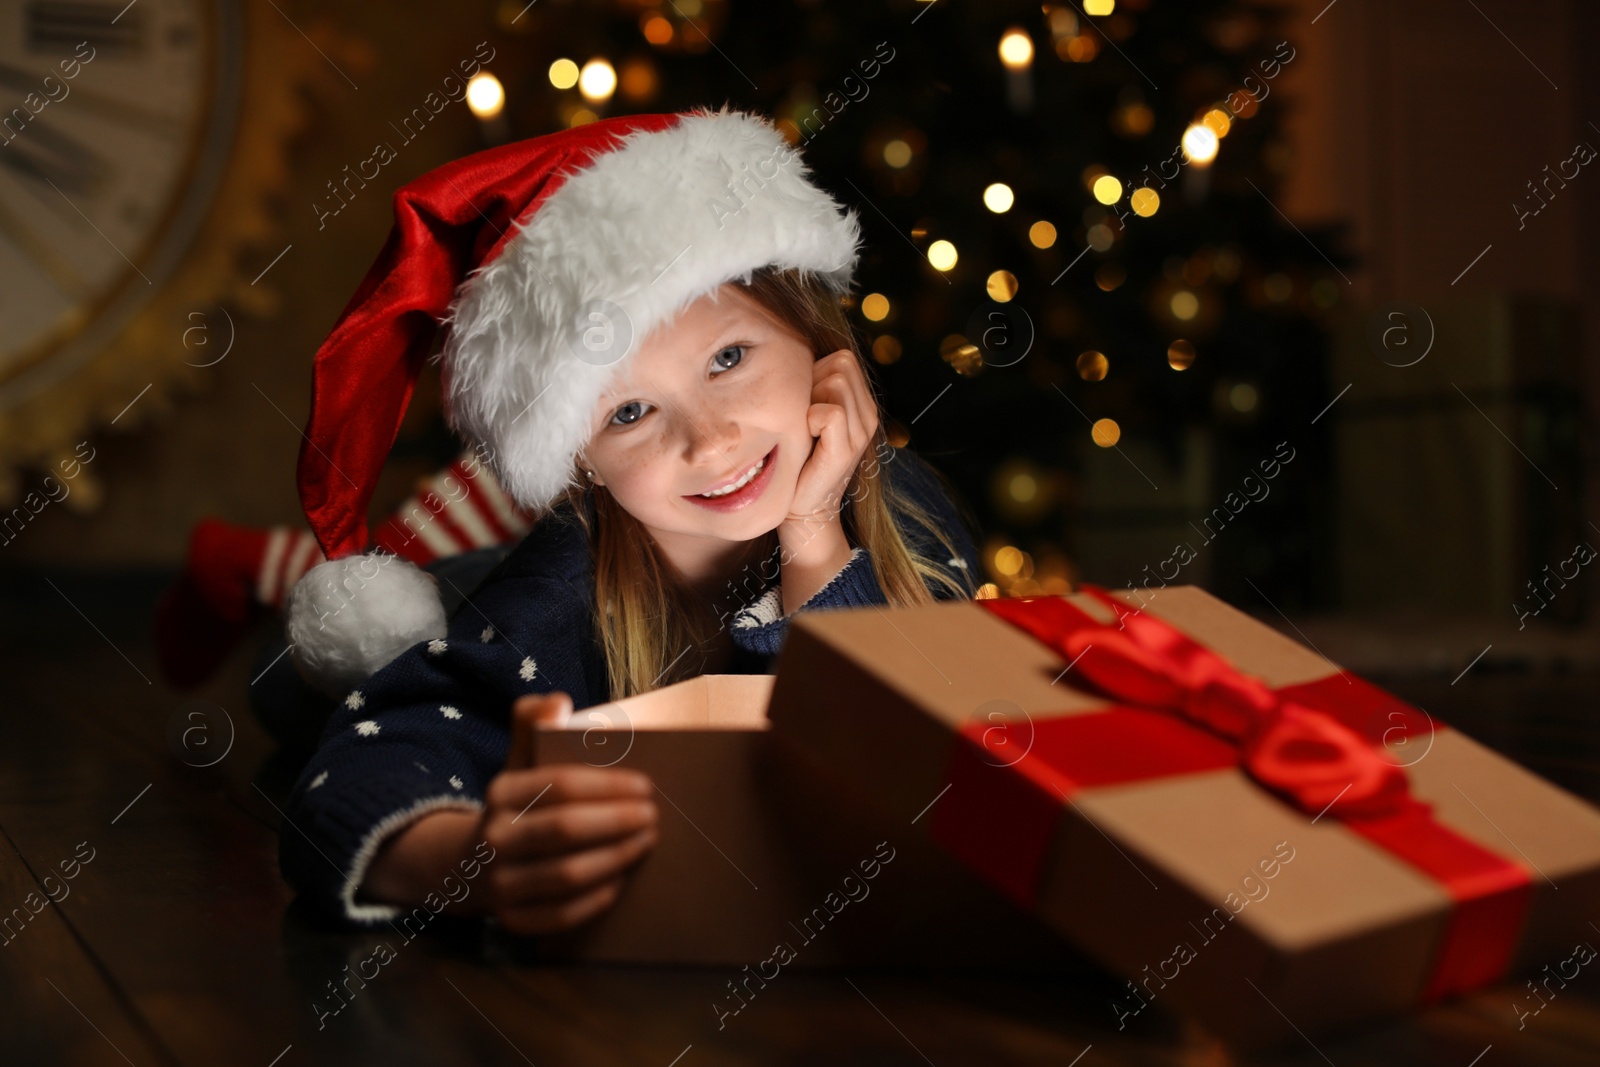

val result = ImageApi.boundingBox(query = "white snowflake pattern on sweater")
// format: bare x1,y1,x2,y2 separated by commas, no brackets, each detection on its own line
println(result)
519,656,538,682
354,720,380,737
439,705,462,719
345,691,365,710
427,638,448,655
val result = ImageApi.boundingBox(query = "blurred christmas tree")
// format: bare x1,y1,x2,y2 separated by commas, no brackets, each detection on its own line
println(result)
493,0,1356,610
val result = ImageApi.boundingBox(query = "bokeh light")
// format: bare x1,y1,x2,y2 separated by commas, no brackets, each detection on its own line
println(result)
465,74,504,119
1167,339,1196,370
578,59,617,103
1182,124,1219,165
986,270,1019,302
1076,350,1109,380
999,29,1034,69
548,58,579,89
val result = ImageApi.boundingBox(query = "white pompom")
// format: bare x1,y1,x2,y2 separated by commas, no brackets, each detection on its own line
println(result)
285,553,447,697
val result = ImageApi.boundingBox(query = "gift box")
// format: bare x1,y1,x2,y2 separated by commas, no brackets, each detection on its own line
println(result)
765,585,1600,1048
528,673,1077,971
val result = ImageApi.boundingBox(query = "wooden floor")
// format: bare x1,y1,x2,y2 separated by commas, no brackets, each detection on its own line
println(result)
5,568,1600,1066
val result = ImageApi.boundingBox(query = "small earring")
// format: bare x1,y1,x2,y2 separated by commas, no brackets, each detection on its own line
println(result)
586,469,596,479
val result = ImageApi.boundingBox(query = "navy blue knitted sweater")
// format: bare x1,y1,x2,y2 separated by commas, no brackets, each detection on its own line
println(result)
278,446,983,926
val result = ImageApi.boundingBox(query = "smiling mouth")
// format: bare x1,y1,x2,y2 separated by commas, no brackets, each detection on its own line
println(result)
693,449,770,498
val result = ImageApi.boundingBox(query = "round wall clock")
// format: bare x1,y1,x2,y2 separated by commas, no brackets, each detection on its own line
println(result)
0,0,312,507
0,0,240,404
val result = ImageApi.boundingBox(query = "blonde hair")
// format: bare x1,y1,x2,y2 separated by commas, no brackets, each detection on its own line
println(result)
554,267,976,700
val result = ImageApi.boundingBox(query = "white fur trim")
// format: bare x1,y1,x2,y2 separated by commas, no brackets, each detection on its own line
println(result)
339,794,484,924
286,552,448,697
440,106,861,512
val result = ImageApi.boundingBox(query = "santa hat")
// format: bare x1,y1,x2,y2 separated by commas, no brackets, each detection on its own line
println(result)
285,106,862,696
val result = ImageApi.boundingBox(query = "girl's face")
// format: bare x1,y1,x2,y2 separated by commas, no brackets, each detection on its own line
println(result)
581,283,826,553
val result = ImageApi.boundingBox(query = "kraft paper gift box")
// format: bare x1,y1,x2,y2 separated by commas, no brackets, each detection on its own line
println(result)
527,673,1078,971
764,585,1600,1049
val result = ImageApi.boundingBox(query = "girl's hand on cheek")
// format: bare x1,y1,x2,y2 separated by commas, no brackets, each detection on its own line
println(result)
782,349,879,553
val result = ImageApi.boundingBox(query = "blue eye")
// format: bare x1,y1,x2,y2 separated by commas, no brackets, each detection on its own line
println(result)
609,400,650,427
710,344,745,374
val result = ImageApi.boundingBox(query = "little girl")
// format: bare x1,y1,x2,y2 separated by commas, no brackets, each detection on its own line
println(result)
278,107,983,932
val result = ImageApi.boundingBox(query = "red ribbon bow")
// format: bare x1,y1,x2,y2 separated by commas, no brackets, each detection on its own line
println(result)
984,586,1413,821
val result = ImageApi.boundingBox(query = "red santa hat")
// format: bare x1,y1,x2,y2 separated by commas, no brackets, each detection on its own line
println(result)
285,105,861,696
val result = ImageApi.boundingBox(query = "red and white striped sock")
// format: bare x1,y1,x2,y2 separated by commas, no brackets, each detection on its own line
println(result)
155,451,535,690
256,525,326,610
372,451,536,564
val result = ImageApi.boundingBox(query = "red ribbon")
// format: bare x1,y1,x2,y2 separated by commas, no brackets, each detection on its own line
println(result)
930,588,1531,1003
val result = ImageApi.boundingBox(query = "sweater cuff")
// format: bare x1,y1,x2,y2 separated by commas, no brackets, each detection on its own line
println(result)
728,547,883,656
279,771,483,927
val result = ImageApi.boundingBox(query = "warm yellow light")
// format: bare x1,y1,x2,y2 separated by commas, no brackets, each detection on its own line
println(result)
1182,124,1219,165
1091,418,1121,448
995,545,1024,576
983,183,1015,213
1084,0,1115,13
578,59,617,103
1029,220,1057,248
1009,472,1038,503
1170,290,1200,320
1167,339,1196,370
1076,350,1109,381
1062,34,1099,62
1230,383,1259,412
548,58,580,90
861,293,891,321
999,29,1034,70
883,139,913,168
465,73,504,119
1203,107,1233,138
1092,175,1123,205
1129,188,1160,217
927,240,958,271
641,15,673,46
871,335,902,364
986,270,1018,302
